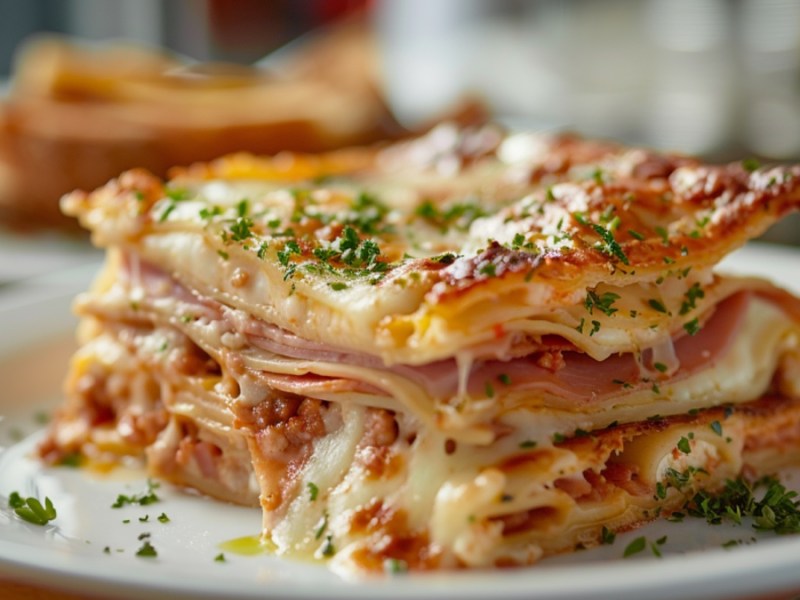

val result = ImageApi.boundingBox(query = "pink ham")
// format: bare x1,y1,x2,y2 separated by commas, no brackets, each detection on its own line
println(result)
120,254,774,407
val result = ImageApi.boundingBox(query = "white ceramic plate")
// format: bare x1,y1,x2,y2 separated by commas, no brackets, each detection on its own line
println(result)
1,244,800,600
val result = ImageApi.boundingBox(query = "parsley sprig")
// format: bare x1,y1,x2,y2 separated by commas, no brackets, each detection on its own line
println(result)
111,480,160,509
9,492,57,526
684,476,800,533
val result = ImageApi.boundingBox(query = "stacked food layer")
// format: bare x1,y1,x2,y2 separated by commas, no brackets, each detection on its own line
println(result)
44,125,800,574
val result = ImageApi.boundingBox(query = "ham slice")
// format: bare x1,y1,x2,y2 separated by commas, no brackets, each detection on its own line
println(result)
121,255,760,406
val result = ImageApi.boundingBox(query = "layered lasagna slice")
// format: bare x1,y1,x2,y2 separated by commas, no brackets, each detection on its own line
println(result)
45,125,800,573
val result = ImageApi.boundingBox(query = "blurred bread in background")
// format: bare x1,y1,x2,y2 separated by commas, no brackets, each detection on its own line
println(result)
0,23,403,229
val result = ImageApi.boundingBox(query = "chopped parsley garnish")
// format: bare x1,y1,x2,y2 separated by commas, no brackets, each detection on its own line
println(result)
679,283,705,315
677,436,692,454
683,475,800,533
576,318,585,334
653,362,668,373
199,206,223,220
497,373,512,386
628,229,645,241
217,250,229,260
165,187,190,202
136,541,158,558
139,514,150,522
328,282,348,291
519,440,537,449
111,480,160,509
623,536,646,557
484,382,495,398
307,482,319,502
589,320,601,336
347,192,391,235
683,318,701,336
585,290,620,316
229,217,254,241
575,214,630,265
157,512,170,523
8,492,57,526
414,200,487,232
384,558,409,574
600,526,616,545
321,534,336,557
277,240,301,267
654,226,670,245
57,452,82,468
655,482,667,500
158,202,176,223
215,553,226,562
236,199,249,217
479,263,497,277
742,158,761,172
648,298,668,313
552,433,567,444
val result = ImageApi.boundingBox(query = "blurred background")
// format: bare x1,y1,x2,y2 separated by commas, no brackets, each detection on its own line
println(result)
0,0,797,263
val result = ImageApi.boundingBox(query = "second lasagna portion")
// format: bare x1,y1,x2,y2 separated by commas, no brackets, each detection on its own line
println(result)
48,125,800,574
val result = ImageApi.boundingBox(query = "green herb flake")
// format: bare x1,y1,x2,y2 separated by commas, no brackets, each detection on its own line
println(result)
157,512,170,523
229,217,254,242
519,440,537,449
111,480,160,509
215,553,226,562
650,542,663,558
307,482,319,502
384,558,408,575
742,158,761,172
677,436,692,454
680,283,705,316
684,318,701,336
648,299,668,313
8,493,57,526
158,202,176,223
628,229,645,241
199,206,223,220
653,362,668,373
136,541,158,558
552,433,567,444
585,290,621,316
165,187,190,202
57,452,82,468
321,534,336,557
590,223,630,265
600,526,616,545
710,421,723,437
479,263,497,277
654,226,670,245
656,482,667,500
576,318,585,334
623,536,646,558
328,282,348,291
217,250,229,260
484,382,495,399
